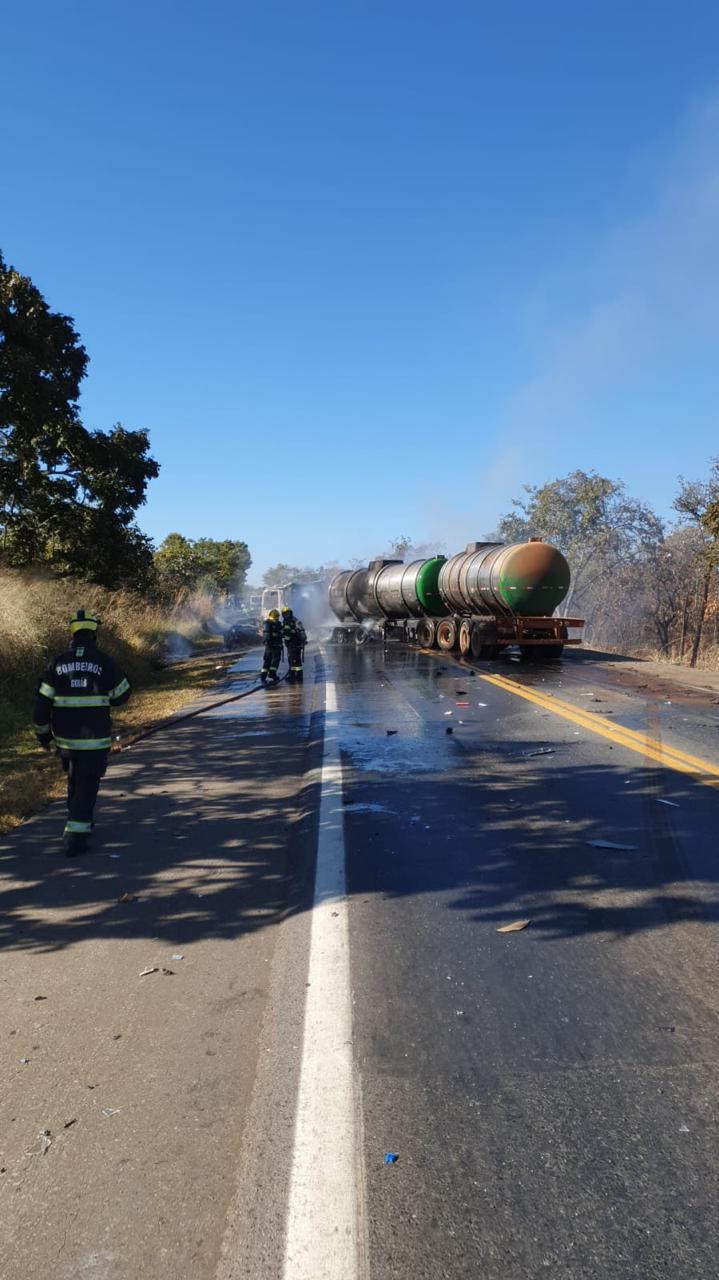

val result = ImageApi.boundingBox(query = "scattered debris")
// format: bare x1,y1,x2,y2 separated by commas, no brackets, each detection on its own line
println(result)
139,966,158,977
117,892,136,904
161,968,175,976
63,1118,77,1130
658,1025,676,1033
383,1152,399,1164
19,1057,30,1065
112,1033,122,1040
657,799,680,808
477,702,488,707
26,1129,52,1157
110,854,122,859
386,729,398,736
172,953,184,961
33,995,47,1002
522,747,554,758
587,840,638,851
496,919,531,933
444,710,453,716
678,1124,690,1133
102,1108,121,1118
446,727,453,735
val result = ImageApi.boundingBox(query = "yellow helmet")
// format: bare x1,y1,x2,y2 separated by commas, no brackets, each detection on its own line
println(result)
268,608,280,621
70,608,99,634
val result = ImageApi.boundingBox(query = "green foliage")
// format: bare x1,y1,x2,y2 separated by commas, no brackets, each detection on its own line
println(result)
498,470,664,611
154,533,251,600
0,251,158,587
262,562,321,586
674,457,719,565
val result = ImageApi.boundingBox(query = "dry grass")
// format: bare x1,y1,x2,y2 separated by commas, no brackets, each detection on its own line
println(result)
0,569,240,833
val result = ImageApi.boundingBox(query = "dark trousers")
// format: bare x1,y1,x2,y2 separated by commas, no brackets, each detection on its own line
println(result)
286,642,303,680
262,645,282,677
61,751,109,835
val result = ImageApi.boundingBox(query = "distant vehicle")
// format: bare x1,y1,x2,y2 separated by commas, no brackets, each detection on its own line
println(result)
261,580,327,633
328,540,584,660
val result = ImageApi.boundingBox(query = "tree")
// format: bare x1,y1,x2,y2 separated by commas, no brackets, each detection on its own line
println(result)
498,470,664,619
262,563,322,586
193,538,251,594
673,459,719,667
154,534,251,600
0,251,158,586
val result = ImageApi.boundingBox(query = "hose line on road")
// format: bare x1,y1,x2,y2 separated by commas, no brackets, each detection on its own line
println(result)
112,669,290,754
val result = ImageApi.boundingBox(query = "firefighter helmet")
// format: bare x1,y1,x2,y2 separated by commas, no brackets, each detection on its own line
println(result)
268,609,280,620
70,608,99,634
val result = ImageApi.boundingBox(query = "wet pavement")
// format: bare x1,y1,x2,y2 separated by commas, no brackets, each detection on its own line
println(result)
2,641,719,1279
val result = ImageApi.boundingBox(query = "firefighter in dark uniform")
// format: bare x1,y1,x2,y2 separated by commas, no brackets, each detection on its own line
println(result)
32,609,131,854
261,608,283,684
281,607,306,683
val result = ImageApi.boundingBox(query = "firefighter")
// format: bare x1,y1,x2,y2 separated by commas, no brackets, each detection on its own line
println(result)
261,608,283,684
32,609,132,855
281,606,306,683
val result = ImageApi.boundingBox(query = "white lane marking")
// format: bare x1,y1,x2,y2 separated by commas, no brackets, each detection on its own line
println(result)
283,676,364,1280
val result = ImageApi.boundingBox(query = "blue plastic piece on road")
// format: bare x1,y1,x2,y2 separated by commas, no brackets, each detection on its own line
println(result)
383,1152,399,1164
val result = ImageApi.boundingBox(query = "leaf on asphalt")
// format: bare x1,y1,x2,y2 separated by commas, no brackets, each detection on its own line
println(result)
139,966,158,977
587,840,638,850
496,919,531,933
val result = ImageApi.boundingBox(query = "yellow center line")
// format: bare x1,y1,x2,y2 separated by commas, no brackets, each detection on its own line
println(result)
479,672,719,788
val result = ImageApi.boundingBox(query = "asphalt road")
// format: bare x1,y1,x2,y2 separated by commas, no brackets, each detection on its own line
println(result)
2,643,719,1279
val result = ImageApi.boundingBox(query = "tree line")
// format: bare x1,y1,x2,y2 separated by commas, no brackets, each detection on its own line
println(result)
0,251,250,602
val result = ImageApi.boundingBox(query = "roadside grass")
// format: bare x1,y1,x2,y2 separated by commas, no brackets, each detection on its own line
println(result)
0,646,254,834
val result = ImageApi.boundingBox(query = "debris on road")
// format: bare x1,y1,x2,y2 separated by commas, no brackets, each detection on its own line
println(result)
63,1118,77,1129
444,710,453,716
139,966,158,977
522,747,554,758
161,967,175,976
26,1129,52,1157
117,892,137,903
446,727,453,734
33,995,47,1001
19,1056,30,1064
587,840,638,851
383,1152,399,1164
496,919,531,933
386,729,398,736
657,798,680,808
102,1108,121,1117
172,953,184,961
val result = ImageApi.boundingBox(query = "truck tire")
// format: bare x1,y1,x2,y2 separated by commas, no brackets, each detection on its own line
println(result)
437,619,458,651
459,620,472,655
416,619,437,648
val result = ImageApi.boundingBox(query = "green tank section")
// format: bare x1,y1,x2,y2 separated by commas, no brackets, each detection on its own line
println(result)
415,556,448,617
496,541,570,615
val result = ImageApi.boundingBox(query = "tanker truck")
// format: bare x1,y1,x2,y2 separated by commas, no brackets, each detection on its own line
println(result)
328,539,583,660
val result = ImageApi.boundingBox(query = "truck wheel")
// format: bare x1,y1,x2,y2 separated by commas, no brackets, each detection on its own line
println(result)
355,628,369,646
470,622,498,659
416,619,437,648
437,619,458,651
459,620,472,656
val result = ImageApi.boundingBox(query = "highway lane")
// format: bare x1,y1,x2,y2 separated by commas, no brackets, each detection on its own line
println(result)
330,643,719,1279
2,641,719,1279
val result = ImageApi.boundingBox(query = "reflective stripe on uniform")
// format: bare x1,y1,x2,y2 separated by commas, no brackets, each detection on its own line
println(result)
64,820,92,834
39,681,56,699
52,695,110,707
53,736,112,750
108,677,130,700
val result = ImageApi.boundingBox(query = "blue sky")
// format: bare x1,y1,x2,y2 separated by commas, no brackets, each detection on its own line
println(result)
3,1,719,581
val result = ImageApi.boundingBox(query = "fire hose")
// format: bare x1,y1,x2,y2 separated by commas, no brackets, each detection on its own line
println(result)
112,664,289,754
